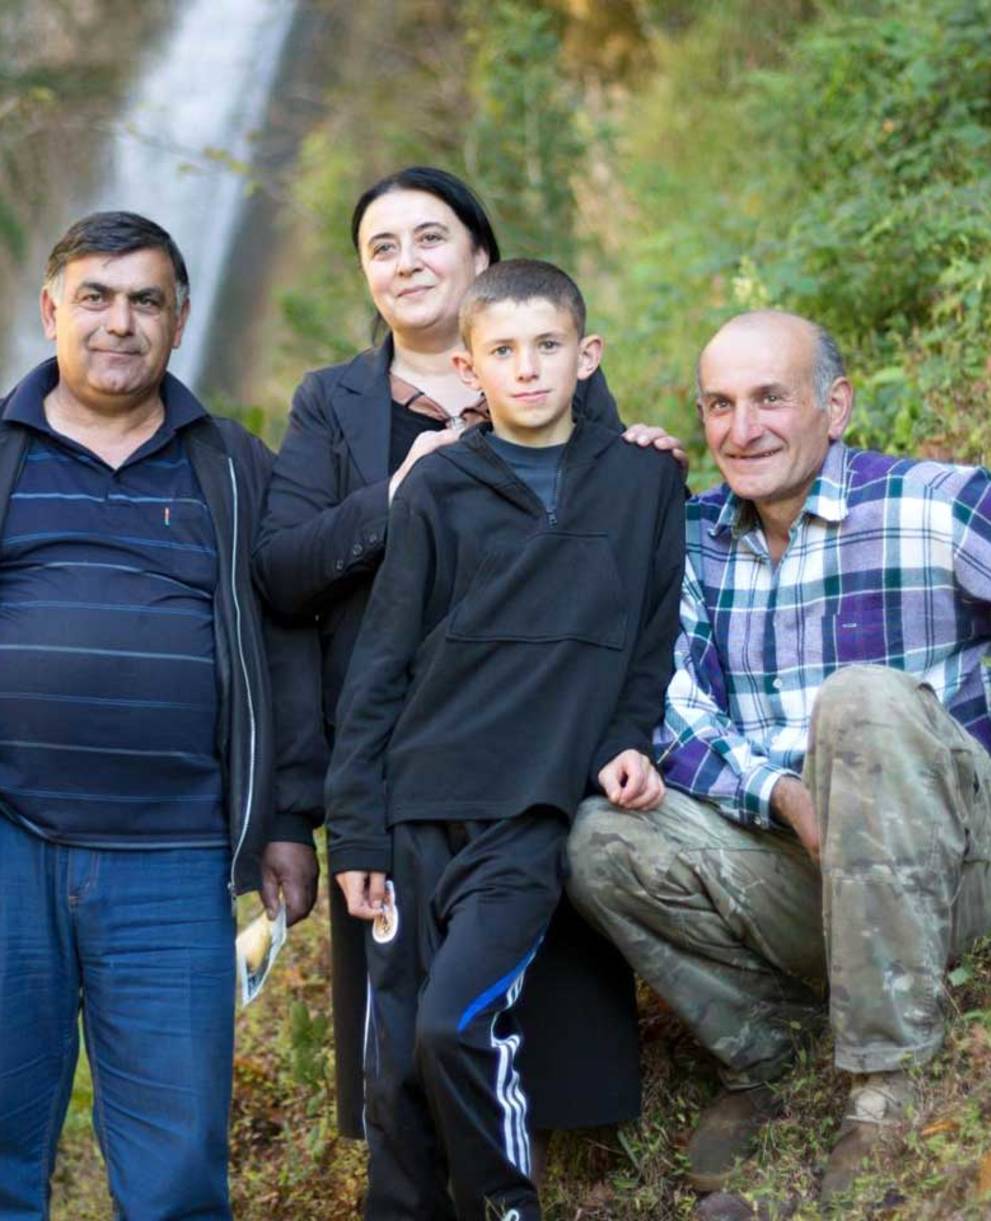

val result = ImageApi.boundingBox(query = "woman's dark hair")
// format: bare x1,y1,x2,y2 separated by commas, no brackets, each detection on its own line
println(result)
350,166,501,265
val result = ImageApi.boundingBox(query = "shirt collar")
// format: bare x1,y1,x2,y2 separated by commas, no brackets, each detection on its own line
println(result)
3,357,207,436
710,440,851,538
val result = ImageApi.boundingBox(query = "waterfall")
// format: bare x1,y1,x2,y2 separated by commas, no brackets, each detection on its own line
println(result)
3,0,297,393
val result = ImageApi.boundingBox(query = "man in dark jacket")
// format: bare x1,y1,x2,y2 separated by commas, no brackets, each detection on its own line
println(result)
0,211,325,1219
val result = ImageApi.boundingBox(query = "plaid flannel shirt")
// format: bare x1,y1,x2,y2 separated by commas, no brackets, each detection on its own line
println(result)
657,441,991,827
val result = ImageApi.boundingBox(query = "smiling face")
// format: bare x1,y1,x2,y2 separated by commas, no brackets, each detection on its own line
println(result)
41,247,188,413
697,313,851,533
356,188,489,346
453,297,603,447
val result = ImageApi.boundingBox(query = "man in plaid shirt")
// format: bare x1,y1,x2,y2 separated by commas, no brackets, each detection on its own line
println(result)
568,309,991,1206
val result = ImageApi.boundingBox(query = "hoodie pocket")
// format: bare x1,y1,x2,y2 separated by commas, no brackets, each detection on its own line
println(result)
447,531,628,648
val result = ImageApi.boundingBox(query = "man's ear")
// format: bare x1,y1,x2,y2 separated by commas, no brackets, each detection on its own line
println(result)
40,288,58,341
826,377,854,440
172,298,191,350
451,348,481,391
576,333,603,382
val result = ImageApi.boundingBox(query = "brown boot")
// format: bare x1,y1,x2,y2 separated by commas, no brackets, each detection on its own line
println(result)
686,1083,783,1193
819,1071,912,1208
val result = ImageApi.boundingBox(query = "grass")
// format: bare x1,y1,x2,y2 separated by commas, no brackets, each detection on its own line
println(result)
49,877,991,1219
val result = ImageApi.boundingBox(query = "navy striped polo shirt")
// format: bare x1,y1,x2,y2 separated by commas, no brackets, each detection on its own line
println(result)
0,360,225,847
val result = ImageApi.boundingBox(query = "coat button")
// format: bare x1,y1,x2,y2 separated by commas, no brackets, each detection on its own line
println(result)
368,532,379,544
335,559,344,571
352,543,363,556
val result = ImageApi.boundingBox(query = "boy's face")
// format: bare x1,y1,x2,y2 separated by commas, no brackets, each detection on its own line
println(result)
453,298,603,447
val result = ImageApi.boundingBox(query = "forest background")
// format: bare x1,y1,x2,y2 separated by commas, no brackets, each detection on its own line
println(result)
3,0,991,1217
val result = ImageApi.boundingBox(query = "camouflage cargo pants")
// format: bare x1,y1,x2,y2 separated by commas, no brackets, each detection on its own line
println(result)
567,666,991,1086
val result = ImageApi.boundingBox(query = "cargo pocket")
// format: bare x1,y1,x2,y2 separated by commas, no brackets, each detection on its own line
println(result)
448,531,628,648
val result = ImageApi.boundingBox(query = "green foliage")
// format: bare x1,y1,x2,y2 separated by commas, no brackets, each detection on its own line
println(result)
602,0,991,462
279,0,587,367
463,0,584,265
747,0,991,456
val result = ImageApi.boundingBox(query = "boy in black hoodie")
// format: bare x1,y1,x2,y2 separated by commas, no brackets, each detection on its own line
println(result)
326,259,684,1221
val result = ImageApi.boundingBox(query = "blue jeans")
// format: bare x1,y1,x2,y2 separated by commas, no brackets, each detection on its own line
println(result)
0,815,235,1219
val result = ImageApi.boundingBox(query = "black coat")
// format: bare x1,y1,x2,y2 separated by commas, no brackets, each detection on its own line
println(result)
327,418,685,874
254,341,643,1137
255,337,624,728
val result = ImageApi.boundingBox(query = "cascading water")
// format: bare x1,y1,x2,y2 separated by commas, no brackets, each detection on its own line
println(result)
2,0,297,393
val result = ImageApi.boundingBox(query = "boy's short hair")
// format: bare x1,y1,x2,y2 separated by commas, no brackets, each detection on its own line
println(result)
459,258,587,345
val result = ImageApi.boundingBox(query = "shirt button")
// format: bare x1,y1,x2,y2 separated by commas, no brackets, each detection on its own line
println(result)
335,559,345,572
368,533,379,544
772,678,783,690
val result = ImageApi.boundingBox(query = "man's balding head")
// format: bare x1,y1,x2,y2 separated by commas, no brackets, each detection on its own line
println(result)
697,311,845,410
695,310,853,551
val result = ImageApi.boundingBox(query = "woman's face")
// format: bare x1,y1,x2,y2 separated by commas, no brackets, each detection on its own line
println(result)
357,188,489,344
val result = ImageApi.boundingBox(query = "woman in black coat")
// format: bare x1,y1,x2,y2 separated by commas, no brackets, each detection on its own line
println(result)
255,166,681,1145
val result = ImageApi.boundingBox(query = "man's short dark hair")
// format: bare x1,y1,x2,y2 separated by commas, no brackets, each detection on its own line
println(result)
44,212,190,309
459,258,586,345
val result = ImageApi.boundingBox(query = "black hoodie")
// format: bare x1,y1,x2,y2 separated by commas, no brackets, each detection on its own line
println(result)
326,418,685,875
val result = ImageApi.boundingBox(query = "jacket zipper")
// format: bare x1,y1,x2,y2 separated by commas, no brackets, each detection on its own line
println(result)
547,457,566,526
226,456,257,900
475,429,575,527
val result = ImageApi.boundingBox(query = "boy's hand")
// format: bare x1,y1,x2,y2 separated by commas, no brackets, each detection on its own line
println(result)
598,749,666,811
336,870,388,920
622,423,688,474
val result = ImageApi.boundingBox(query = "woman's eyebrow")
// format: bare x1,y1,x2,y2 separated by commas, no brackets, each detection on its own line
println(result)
365,221,450,245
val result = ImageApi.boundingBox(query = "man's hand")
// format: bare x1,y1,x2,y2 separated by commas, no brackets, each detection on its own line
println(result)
260,841,319,927
622,423,689,474
598,749,666,810
389,430,461,502
770,776,820,864
336,870,388,920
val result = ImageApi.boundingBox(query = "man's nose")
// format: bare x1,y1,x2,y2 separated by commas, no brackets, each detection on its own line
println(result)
729,402,763,447
105,294,135,334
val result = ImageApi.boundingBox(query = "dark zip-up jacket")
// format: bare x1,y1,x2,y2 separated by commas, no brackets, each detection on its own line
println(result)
254,338,625,743
254,342,630,1137
0,362,326,895
327,418,685,875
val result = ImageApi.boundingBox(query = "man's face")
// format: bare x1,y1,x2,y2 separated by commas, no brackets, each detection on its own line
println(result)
41,248,188,410
697,317,847,520
454,298,602,447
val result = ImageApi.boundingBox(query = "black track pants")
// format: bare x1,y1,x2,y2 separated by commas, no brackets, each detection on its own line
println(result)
362,810,567,1221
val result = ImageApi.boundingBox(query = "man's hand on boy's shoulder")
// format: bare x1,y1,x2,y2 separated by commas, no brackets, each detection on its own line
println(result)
337,868,389,920
598,749,666,812
622,423,688,475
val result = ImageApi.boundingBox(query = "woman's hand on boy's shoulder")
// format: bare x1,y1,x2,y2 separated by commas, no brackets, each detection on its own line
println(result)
622,423,688,475
389,429,462,503
337,869,389,920
598,749,666,811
